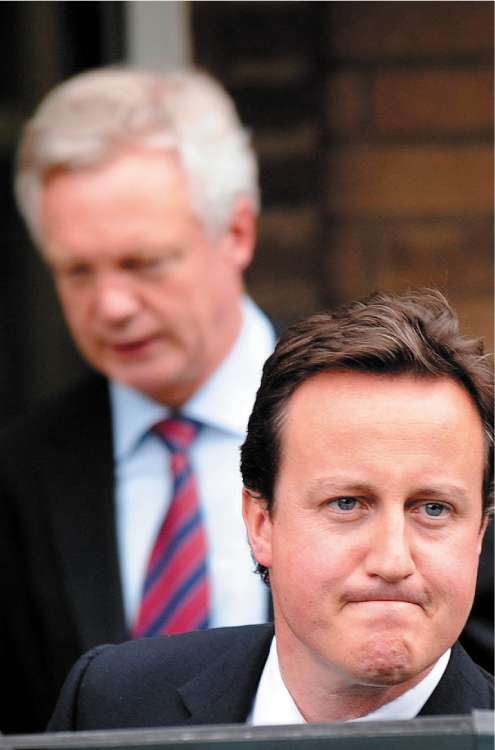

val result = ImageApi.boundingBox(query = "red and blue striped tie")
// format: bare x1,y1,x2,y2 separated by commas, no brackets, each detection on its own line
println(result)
133,416,210,636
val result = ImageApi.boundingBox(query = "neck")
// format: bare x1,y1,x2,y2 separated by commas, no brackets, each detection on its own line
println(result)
157,298,244,407
275,634,433,722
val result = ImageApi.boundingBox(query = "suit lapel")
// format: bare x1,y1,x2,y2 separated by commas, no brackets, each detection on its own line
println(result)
178,624,274,724
178,633,489,724
419,642,492,715
46,376,128,651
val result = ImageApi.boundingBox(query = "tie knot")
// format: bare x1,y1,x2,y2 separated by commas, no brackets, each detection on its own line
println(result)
153,416,200,453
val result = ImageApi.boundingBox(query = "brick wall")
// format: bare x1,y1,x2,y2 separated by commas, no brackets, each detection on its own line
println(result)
192,1,493,347
324,1,493,347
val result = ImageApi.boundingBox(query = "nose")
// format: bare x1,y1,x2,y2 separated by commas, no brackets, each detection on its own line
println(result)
94,277,140,324
364,514,415,583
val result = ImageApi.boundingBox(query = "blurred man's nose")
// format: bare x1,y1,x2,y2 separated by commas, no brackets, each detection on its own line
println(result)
94,278,140,324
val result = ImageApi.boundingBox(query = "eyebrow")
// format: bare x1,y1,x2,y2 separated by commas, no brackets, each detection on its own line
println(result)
304,477,374,500
304,477,472,504
408,484,471,503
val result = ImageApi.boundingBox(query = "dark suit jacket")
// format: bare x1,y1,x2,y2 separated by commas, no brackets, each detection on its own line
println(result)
48,624,493,731
0,375,128,734
0,372,492,733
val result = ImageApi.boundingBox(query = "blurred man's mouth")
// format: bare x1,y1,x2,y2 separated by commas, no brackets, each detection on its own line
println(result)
109,336,156,357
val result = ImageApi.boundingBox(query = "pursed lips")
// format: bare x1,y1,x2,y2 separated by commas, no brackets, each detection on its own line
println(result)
344,589,429,609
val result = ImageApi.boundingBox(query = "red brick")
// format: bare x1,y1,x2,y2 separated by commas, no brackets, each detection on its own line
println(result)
324,220,492,335
328,2,493,60
326,145,493,216
258,207,319,247
251,277,321,321
373,68,493,133
229,58,310,86
324,226,372,299
253,125,318,160
326,72,368,132
371,224,492,292
449,293,494,352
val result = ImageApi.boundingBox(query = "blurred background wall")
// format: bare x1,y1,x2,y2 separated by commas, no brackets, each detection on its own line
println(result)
1,0,493,421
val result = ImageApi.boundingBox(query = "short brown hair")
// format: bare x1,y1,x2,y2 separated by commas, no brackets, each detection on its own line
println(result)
240,289,493,582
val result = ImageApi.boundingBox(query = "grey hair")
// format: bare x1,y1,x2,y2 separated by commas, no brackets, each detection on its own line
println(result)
15,66,260,246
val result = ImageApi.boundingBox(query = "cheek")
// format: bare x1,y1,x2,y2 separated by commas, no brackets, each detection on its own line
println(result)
421,536,481,611
59,292,89,335
151,285,199,324
271,522,345,597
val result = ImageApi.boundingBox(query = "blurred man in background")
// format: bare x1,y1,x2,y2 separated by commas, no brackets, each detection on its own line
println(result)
0,67,275,733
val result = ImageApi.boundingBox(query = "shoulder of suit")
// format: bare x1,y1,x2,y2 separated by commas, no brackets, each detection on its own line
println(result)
450,642,494,702
81,624,274,683
0,373,109,448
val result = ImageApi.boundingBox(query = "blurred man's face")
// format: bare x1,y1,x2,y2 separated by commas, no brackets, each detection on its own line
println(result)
245,371,486,714
40,147,253,405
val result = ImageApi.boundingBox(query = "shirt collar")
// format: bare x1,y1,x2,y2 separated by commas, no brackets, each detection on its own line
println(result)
250,636,451,725
110,381,170,462
110,296,275,460
249,637,304,725
185,295,274,434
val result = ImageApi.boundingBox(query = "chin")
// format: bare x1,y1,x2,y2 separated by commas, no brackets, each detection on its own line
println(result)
349,637,417,686
107,358,172,391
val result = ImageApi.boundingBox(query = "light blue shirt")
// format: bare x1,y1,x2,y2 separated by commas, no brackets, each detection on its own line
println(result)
110,296,276,629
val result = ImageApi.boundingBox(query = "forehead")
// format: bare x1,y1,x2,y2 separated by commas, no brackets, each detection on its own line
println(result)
40,147,196,254
283,370,482,429
43,146,188,202
276,370,485,495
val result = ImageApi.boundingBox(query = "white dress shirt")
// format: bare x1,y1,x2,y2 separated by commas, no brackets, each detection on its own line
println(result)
249,637,451,725
111,296,275,629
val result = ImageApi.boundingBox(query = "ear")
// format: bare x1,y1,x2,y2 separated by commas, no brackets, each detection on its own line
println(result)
242,487,273,571
220,197,256,272
477,514,490,555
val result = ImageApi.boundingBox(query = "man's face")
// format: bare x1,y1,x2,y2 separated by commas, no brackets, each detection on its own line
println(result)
40,147,253,405
245,371,486,695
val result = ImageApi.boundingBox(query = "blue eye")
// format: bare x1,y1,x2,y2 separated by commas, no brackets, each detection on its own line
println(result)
331,497,358,511
423,502,448,517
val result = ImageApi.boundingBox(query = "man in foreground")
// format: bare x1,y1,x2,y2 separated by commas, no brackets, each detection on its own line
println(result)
48,289,493,729
0,67,275,733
